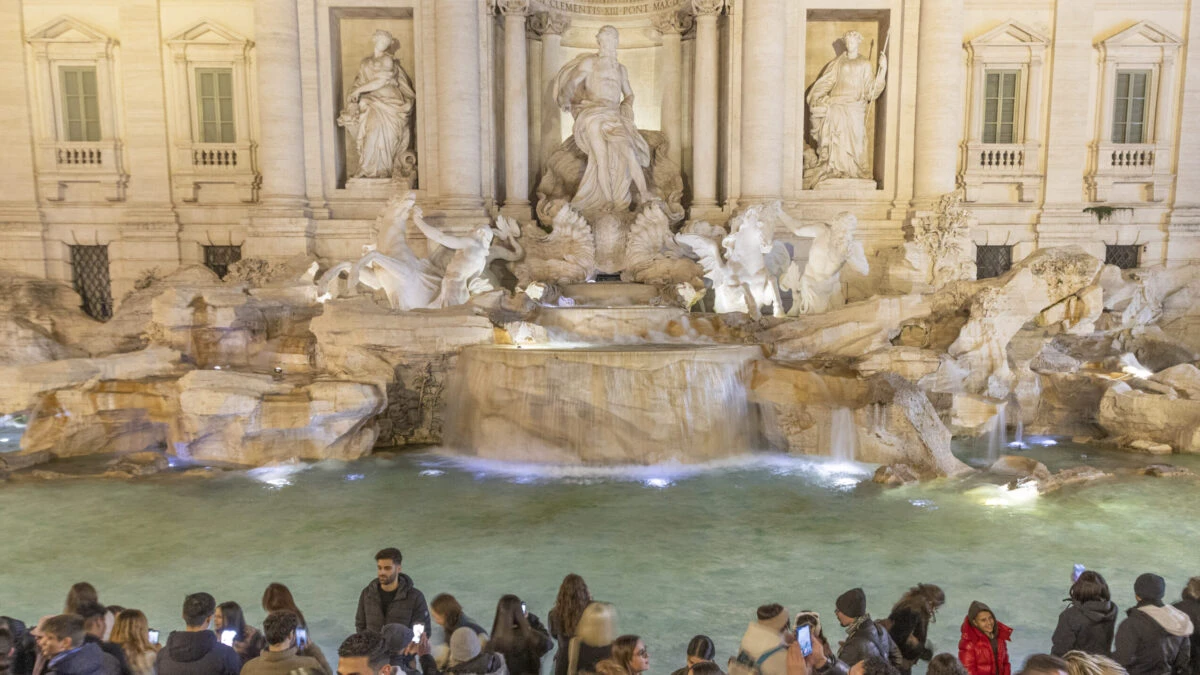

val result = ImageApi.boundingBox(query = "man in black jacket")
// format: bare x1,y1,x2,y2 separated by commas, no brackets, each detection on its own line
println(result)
156,593,243,675
34,615,120,675
356,548,431,634
1114,574,1194,675
76,604,130,675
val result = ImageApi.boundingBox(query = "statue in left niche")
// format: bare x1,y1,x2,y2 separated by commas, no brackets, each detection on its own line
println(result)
337,29,417,184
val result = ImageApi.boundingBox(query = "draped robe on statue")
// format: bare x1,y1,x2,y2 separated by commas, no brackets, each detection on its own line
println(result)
806,52,886,185
345,54,415,178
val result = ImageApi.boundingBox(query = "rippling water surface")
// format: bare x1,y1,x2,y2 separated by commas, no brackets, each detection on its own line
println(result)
1,439,1198,674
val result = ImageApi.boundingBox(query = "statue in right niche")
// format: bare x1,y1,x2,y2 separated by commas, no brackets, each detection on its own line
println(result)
805,30,887,189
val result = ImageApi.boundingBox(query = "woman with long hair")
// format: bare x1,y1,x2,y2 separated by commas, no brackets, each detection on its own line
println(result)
598,635,649,675
668,635,714,675
567,603,617,675
887,584,946,675
488,594,553,675
1051,571,1117,657
550,575,592,675
261,582,332,674
214,601,266,663
109,609,158,675
65,582,114,640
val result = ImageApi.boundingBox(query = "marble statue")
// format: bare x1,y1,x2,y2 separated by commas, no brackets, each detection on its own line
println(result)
510,204,596,286
676,205,789,317
337,30,417,181
805,31,887,189
551,25,651,214
778,210,869,315
317,193,504,310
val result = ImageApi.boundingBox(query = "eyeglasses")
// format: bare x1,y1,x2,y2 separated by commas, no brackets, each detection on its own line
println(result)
636,649,649,658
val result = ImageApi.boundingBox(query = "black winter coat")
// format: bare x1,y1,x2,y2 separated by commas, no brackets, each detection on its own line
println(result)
45,644,120,675
1051,600,1118,657
1114,603,1193,675
1,616,37,675
488,614,553,675
1173,599,1200,675
837,620,901,671
356,575,431,633
155,631,243,675
83,636,130,675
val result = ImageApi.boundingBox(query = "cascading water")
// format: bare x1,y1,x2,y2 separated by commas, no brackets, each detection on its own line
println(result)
986,402,1008,461
830,407,857,462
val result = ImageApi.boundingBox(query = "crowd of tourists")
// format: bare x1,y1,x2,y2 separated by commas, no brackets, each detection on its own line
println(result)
1,548,1197,675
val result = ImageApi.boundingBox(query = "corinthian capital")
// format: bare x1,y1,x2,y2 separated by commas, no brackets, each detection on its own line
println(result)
691,0,725,16
653,9,695,35
497,0,529,16
527,10,570,37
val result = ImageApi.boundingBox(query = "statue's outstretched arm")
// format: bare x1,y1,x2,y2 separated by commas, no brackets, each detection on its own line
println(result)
414,212,471,251
790,224,827,239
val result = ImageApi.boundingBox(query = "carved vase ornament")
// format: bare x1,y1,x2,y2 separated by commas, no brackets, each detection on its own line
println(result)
337,29,417,182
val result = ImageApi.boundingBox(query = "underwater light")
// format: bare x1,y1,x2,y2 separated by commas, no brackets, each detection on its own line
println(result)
644,477,671,488
979,481,1039,507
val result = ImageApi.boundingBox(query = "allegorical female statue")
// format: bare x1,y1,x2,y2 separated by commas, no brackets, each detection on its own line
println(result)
337,29,416,179
805,30,887,188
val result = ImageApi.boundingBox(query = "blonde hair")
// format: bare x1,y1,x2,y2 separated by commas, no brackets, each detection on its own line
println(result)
1184,577,1200,601
110,610,155,659
1063,651,1127,675
567,603,618,675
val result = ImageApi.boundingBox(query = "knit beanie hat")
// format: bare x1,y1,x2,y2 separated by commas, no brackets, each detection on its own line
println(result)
1135,573,1166,606
757,604,790,633
449,628,482,666
836,588,867,618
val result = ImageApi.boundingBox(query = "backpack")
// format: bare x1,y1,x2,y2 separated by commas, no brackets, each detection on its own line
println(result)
728,645,787,675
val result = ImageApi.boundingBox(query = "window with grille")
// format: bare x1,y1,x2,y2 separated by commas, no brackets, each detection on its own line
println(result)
70,245,113,320
204,245,241,279
195,68,236,143
1112,70,1150,144
60,66,101,142
982,70,1019,144
976,245,1013,280
1105,244,1141,270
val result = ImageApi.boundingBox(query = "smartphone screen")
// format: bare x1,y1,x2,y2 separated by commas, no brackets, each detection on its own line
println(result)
220,629,237,647
412,623,425,643
796,625,813,657
1073,564,1086,582
148,629,160,644
295,627,308,648
521,602,527,616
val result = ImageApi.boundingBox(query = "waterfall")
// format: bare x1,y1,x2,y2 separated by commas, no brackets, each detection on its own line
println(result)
986,402,1007,461
830,407,857,462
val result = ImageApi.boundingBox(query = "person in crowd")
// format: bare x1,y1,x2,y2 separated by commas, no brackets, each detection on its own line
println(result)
356,549,431,634
216,602,266,664
928,654,970,675
415,629,506,675
337,631,394,675
108,610,158,675
1052,572,1118,657
155,592,242,675
690,664,726,675
3,626,17,675
1113,574,1193,675
1061,650,1129,675
885,585,945,675
794,613,834,663
262,582,332,674
34,615,120,675
430,596,489,666
830,590,900,671
1173,578,1200,675
75,605,129,675
487,595,551,675
598,636,649,675
241,611,323,675
669,636,716,675
1018,655,1069,675
732,604,789,675
64,586,111,643
959,601,1012,675
567,603,617,675
548,576,591,675
1,614,38,675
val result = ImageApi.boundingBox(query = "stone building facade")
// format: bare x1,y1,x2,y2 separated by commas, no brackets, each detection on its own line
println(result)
1,0,1198,315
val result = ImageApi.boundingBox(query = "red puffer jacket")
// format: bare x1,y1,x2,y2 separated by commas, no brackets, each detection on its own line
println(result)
959,616,1013,675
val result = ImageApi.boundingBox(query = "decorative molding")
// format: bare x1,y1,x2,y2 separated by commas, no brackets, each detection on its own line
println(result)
652,9,694,35
691,0,725,17
528,10,570,37
497,0,531,16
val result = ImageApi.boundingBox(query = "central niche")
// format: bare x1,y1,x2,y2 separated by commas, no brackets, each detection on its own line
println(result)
803,9,890,191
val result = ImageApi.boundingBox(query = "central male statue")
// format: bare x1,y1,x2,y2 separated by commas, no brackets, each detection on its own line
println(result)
551,25,650,213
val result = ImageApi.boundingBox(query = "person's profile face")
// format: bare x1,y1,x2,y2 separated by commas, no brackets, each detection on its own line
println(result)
214,608,225,631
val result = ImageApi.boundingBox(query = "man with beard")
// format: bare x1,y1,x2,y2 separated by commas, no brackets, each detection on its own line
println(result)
356,548,431,634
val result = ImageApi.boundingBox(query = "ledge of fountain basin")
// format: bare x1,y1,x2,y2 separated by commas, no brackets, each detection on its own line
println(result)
750,360,871,408
457,342,765,370
559,282,661,307
533,305,688,341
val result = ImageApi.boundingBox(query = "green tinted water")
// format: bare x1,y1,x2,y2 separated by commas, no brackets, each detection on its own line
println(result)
1,441,1197,675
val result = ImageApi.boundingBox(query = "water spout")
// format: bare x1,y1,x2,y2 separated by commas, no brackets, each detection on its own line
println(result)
986,402,1007,461
830,407,857,462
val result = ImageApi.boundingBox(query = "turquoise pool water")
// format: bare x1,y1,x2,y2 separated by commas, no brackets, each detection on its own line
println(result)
1,441,1198,675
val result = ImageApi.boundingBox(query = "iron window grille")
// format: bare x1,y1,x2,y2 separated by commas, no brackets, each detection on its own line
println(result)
204,245,242,280
976,244,1013,280
1105,244,1141,270
70,244,113,321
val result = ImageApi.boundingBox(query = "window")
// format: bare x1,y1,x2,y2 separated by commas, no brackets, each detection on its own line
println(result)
195,68,235,143
975,245,1013,280
70,245,113,320
203,245,242,279
1112,70,1150,144
982,70,1019,144
60,66,101,142
1105,244,1141,270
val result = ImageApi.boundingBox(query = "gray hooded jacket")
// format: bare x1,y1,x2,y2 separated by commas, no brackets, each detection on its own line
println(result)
1114,603,1194,675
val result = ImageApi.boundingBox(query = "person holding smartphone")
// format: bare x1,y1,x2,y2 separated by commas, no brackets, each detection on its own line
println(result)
487,595,553,675
1050,570,1117,657
240,612,323,675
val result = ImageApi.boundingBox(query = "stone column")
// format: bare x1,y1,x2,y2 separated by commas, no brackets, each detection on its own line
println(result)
655,11,692,167
0,1,44,276
435,0,486,222
499,0,531,217
739,0,786,203
247,0,311,258
531,11,570,167
1167,2,1200,264
910,0,964,205
690,0,723,214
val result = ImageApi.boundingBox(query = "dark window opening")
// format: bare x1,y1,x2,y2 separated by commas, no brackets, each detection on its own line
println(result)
976,245,1013,280
70,245,113,321
1105,244,1141,270
204,245,242,280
